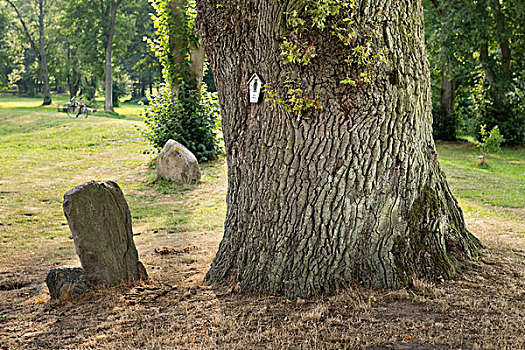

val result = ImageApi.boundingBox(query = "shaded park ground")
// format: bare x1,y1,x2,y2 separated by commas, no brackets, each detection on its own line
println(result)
0,96,524,349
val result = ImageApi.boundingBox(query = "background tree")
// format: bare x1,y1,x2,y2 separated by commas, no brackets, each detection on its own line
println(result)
120,0,161,101
140,0,220,162
0,0,164,107
103,0,124,112
60,0,104,102
197,0,481,298
4,0,52,104
424,0,525,145
60,0,136,106
0,10,11,88
424,0,461,141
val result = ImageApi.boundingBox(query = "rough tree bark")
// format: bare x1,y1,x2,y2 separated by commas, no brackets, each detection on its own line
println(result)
196,0,481,298
104,0,123,112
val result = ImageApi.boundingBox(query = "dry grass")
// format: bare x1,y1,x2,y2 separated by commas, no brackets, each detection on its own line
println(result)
0,98,524,349
1,246,524,349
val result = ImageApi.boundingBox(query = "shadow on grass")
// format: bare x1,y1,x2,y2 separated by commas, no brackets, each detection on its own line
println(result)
127,158,226,236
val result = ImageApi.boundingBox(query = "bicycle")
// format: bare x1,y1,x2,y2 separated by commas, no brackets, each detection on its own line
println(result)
66,96,89,118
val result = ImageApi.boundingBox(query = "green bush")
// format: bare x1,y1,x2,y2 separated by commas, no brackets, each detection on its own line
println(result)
126,96,150,105
475,124,504,166
479,98,524,146
140,82,221,163
470,82,525,146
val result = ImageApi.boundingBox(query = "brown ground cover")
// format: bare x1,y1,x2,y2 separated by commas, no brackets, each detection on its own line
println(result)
1,163,523,350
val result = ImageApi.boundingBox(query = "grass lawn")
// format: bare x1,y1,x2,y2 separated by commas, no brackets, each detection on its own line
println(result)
437,140,524,209
0,96,523,349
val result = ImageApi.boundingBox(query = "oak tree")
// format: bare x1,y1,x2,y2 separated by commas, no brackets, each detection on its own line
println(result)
196,0,481,298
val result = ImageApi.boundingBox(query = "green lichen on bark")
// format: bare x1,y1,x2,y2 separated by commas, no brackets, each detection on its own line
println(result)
392,186,456,285
407,185,440,227
280,0,385,82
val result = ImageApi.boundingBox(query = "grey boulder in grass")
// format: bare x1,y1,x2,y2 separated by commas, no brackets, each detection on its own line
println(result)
156,139,201,184
63,181,148,287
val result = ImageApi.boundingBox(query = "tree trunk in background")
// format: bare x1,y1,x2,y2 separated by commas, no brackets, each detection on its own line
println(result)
480,42,505,100
493,0,511,80
85,77,98,107
5,0,52,106
431,0,456,138
104,0,122,112
38,0,51,105
441,71,455,118
440,58,456,135
168,0,186,91
197,0,481,298
190,44,205,90
169,0,205,92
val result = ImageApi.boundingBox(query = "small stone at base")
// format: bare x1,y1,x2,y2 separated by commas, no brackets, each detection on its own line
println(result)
46,268,91,299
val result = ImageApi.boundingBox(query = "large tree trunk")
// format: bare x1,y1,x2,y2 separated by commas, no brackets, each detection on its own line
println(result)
197,0,480,298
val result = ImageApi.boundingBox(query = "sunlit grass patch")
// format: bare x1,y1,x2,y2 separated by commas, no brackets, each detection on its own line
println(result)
0,97,150,258
0,95,228,269
436,141,525,209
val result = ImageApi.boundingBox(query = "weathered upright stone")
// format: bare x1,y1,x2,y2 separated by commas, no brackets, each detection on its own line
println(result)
63,181,147,286
157,139,201,184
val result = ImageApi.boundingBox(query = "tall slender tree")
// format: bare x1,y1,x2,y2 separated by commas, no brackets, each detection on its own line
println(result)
197,0,481,298
4,0,52,105
141,0,220,162
0,10,10,88
103,0,123,112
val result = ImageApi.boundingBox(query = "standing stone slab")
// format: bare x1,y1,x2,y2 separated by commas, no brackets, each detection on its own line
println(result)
63,181,147,286
157,139,201,184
